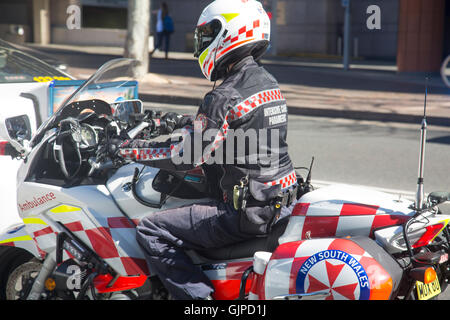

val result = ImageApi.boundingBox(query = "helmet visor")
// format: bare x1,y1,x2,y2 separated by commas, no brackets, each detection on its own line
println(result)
194,19,222,58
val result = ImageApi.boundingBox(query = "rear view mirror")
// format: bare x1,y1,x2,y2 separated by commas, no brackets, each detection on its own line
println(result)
0,114,32,157
5,115,32,141
428,191,450,206
112,99,143,127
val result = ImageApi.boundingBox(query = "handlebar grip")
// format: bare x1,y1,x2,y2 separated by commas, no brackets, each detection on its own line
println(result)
128,122,150,139
158,119,168,132
146,118,169,135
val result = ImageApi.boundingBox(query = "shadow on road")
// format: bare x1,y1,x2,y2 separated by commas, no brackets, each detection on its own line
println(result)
32,45,450,95
428,135,450,145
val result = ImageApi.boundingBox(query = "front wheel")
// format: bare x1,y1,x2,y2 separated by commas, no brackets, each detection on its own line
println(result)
6,259,42,300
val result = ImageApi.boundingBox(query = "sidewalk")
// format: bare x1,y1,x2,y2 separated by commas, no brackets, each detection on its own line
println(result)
32,43,450,126
139,76,450,126
141,52,450,127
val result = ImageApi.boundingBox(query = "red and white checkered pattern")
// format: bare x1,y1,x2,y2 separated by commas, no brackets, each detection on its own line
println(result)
214,19,261,61
195,89,285,166
119,147,171,161
65,217,149,276
120,127,193,162
228,89,284,122
264,170,297,189
195,122,228,166
224,19,261,45
288,201,411,240
277,184,416,245
26,208,150,276
201,19,264,78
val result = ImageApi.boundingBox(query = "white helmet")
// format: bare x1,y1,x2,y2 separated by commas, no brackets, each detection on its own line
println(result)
194,0,271,81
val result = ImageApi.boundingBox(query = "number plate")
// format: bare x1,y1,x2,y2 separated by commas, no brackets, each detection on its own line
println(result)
416,278,441,300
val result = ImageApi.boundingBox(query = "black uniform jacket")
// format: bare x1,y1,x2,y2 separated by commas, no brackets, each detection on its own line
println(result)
119,56,296,207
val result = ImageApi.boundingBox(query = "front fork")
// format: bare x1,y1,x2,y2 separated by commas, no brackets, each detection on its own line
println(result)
27,252,56,300
405,226,450,300
26,252,99,300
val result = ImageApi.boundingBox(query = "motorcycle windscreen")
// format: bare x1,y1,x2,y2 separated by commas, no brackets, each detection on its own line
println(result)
49,79,138,115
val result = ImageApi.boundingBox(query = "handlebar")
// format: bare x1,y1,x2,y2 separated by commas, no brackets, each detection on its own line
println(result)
51,108,171,179
127,122,150,139
125,110,169,138
88,158,114,176
86,112,169,176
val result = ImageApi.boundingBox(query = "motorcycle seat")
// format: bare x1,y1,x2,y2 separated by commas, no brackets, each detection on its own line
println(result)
194,216,289,262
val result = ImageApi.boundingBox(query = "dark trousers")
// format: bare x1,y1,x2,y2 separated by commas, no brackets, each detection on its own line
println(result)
135,201,254,300
154,31,171,55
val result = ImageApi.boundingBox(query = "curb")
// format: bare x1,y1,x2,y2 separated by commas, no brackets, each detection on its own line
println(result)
286,106,450,126
140,93,450,126
140,93,202,107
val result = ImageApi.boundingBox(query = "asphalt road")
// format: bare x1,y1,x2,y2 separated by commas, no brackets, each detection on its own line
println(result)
289,116,450,194
147,101,450,299
145,101,450,195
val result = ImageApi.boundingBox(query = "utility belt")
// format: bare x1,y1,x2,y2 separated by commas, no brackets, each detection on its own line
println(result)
229,173,300,213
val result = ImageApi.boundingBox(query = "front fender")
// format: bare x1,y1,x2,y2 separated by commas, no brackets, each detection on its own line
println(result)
0,223,42,259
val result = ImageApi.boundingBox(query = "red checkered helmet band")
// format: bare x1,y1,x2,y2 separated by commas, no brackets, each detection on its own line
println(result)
195,0,271,81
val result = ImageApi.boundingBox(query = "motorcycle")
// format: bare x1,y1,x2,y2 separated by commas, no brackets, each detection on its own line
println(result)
0,58,449,300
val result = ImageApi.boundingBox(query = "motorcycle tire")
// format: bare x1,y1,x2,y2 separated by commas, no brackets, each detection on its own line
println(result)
6,258,42,300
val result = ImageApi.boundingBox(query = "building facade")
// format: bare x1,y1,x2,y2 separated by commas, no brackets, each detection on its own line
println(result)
0,0,448,72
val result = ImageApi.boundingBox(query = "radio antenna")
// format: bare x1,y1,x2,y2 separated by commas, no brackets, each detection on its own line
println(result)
415,78,428,211
306,156,315,185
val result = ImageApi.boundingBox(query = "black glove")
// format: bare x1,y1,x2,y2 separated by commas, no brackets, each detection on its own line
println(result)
105,137,128,159
161,112,192,134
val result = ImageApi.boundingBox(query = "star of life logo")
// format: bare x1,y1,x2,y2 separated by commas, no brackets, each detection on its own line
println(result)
296,250,370,300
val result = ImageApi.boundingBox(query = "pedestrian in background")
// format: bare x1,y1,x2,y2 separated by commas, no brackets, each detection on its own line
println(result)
151,2,174,59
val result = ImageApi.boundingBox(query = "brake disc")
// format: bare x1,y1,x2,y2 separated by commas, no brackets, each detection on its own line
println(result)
6,259,42,300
